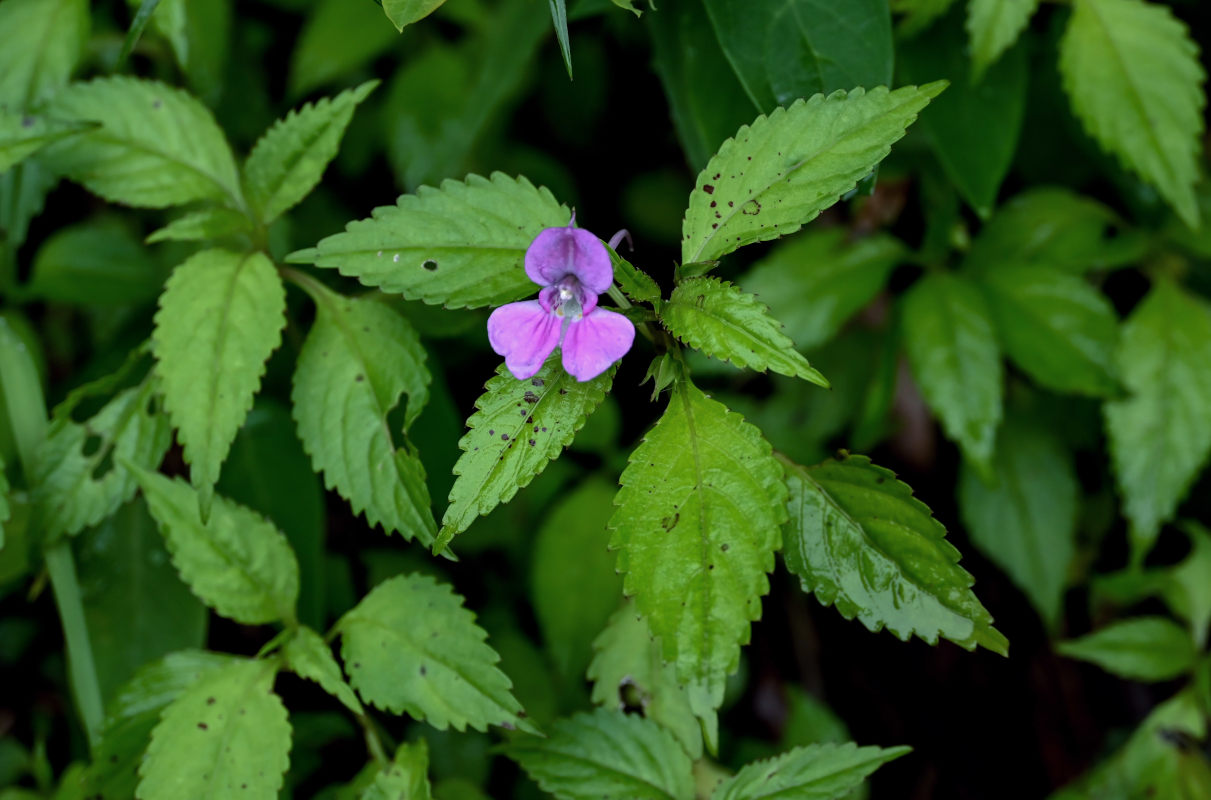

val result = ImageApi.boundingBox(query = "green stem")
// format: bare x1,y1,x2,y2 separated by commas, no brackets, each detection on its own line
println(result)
358,713,389,764
45,542,105,750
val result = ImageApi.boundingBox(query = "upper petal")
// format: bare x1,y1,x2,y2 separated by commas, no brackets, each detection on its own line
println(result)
487,300,562,380
525,225,613,295
561,307,636,382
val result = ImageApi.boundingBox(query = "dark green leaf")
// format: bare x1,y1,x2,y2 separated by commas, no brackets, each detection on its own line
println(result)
28,221,163,306
1057,617,1197,682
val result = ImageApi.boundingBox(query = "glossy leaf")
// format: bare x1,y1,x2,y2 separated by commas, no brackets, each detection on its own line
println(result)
661,276,828,386
1057,617,1197,682
0,0,88,108
783,454,1008,655
0,110,92,174
967,0,1041,76
302,173,568,309
682,83,944,264
1059,0,1205,227
337,574,527,732
711,742,911,800
382,0,446,31
507,709,694,800
283,626,363,716
437,356,612,550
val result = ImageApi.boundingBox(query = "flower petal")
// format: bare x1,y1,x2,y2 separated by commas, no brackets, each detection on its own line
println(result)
525,225,613,295
561,307,635,382
487,300,562,380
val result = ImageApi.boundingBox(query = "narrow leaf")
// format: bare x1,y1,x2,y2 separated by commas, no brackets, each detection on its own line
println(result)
0,0,88,108
382,0,447,32
283,626,363,716
1057,617,1198,682
548,0,573,79
783,453,1008,655
118,0,163,65
967,0,1041,77
0,109,93,174
711,742,911,800
145,207,251,244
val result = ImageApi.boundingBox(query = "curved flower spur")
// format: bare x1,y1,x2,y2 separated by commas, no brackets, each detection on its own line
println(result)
488,221,635,381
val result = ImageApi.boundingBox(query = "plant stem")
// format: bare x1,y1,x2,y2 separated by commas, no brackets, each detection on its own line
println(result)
44,542,105,750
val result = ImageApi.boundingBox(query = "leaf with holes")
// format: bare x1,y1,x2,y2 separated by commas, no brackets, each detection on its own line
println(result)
336,573,527,732
1057,617,1197,682
712,742,911,800
783,453,1008,655
681,83,943,265
283,626,363,715
300,173,568,309
0,109,93,174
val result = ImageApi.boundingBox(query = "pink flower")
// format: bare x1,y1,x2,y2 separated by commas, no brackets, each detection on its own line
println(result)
488,223,635,382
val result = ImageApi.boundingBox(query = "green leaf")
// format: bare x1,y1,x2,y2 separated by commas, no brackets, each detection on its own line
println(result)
682,83,944,265
612,0,647,16
137,658,290,800
140,0,231,108
977,265,1119,396
0,158,57,258
291,281,434,543
283,626,363,716
153,250,285,511
382,0,447,32
704,0,893,111
890,0,959,34
288,0,398,98
588,604,704,760
132,467,300,625
436,355,612,551
0,0,88,109
711,742,911,800
548,0,573,79
85,650,235,800
0,454,9,544
336,573,527,732
145,207,251,244
28,220,163,307
661,276,828,385
42,77,243,210
304,173,568,309
362,741,433,800
1164,523,1211,650
1057,617,1197,682
782,453,1008,655
0,109,92,174
507,709,694,800
609,247,661,304
244,80,378,225
118,0,163,65
902,272,1002,470
1059,0,1205,227
967,0,1041,77
740,228,904,351
610,382,787,698
958,421,1077,629
1105,280,1211,558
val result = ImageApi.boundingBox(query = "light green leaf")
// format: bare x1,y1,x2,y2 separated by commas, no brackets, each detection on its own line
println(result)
0,0,88,108
661,276,828,386
383,0,447,31
283,626,363,716
288,0,398,98
133,467,300,625
711,742,911,800
967,0,1041,77
977,265,1119,396
507,709,694,800
0,109,92,174
783,454,1008,655
153,250,285,511
958,421,1077,629
29,220,163,307
740,228,903,351
1057,617,1197,682
1164,523,1211,650
0,158,57,258
681,83,944,264
611,0,647,16
137,659,290,800
244,80,378,225
1060,0,1205,227
609,247,661,305
118,0,164,65
362,741,432,800
292,281,434,543
1105,280,1211,559
436,356,612,551
336,573,527,732
145,207,251,244
609,382,786,700
42,77,243,210
902,272,1002,470
588,604,703,760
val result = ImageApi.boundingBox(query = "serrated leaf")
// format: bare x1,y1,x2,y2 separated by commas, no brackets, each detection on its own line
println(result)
1057,617,1197,682
133,467,299,625
588,605,703,760
1059,0,1205,227
661,276,828,386
362,740,432,800
305,173,568,309
41,77,243,210
437,356,611,550
283,626,363,716
740,228,903,351
902,272,1002,470
711,742,911,800
609,247,660,304
383,0,446,31
958,420,1077,629
0,0,88,109
782,453,1008,655
0,109,92,174
967,0,1041,77
292,281,434,543
154,250,285,511
1105,280,1211,559
681,83,943,265
137,658,290,800
977,265,1119,396
145,207,251,244
336,573,526,732
609,382,786,700
507,709,694,800
245,80,378,225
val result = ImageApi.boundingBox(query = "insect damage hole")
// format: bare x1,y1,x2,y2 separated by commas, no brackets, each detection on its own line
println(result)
421,259,438,271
